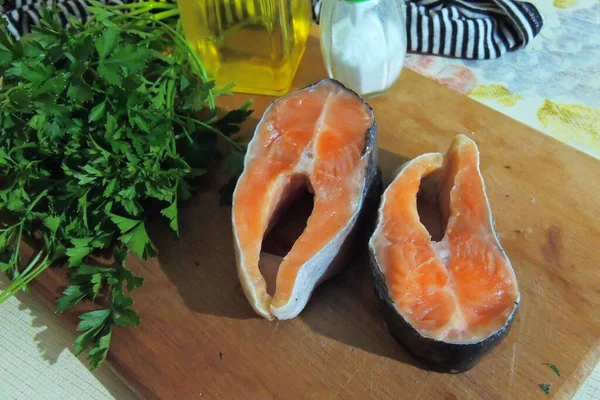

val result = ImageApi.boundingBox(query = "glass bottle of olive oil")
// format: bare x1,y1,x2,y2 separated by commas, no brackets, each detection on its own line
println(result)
176,0,312,96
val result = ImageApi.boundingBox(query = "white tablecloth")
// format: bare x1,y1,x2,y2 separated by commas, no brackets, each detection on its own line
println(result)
0,276,135,399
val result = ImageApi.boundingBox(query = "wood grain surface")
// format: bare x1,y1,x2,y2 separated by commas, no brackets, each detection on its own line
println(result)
29,31,600,399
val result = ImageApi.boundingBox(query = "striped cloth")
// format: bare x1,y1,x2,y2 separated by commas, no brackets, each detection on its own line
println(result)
1,0,543,60
315,0,543,59
403,0,543,58
1,0,132,39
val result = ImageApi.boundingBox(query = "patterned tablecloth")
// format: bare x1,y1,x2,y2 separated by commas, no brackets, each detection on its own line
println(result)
0,0,599,398
406,0,600,160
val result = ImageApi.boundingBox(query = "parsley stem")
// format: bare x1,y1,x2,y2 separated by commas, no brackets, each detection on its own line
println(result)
0,221,24,233
1,260,51,301
110,2,177,10
116,6,156,19
173,118,194,143
20,257,52,287
211,83,236,96
0,250,51,303
175,114,244,151
12,223,23,267
27,188,49,212
14,248,45,283
152,9,180,21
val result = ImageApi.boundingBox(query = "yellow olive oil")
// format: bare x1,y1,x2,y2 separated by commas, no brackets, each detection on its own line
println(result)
176,0,312,95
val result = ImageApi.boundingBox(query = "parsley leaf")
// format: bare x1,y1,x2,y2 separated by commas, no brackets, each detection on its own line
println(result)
538,383,550,394
107,212,141,233
160,199,179,235
95,25,120,59
56,284,87,312
0,2,251,370
77,309,112,331
120,222,156,259
546,363,560,377
221,151,245,177
87,327,112,369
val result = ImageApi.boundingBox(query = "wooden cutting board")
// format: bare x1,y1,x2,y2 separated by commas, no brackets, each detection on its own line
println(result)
30,32,600,399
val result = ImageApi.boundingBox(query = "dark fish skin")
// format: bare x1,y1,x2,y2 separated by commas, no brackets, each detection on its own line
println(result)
369,251,519,373
319,168,382,287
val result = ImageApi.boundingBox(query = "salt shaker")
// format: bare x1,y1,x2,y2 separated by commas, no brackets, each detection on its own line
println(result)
319,0,406,98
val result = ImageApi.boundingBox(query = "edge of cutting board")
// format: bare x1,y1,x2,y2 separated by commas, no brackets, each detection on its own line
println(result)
26,30,600,400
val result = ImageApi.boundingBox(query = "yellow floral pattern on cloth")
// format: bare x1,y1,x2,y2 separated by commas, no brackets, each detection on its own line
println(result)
470,85,523,107
553,0,580,9
538,101,600,155
405,0,600,159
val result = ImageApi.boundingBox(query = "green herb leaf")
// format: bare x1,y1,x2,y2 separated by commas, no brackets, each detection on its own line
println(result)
107,212,140,233
56,285,87,312
91,274,103,300
120,222,156,259
66,245,91,267
74,326,98,356
87,327,111,369
43,215,62,234
97,62,122,85
221,150,245,177
67,80,94,103
106,113,117,135
95,25,119,59
546,363,560,377
77,309,112,331
113,308,141,327
0,229,13,252
22,64,54,84
215,100,253,136
183,81,213,111
160,200,178,235
89,100,107,122
538,383,550,394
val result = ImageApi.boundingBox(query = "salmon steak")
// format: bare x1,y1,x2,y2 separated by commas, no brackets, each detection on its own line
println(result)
233,79,381,320
369,134,520,372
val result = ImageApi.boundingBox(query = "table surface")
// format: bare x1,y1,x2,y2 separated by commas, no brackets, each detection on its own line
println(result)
0,0,599,398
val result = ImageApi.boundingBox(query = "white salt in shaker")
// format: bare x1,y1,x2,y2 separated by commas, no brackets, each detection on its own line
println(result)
320,0,406,98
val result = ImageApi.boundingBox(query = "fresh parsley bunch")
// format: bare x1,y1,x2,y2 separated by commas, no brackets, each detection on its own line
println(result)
0,3,251,368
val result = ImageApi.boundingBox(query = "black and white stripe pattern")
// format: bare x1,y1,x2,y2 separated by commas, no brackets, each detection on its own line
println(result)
313,0,543,59
2,0,543,60
2,0,143,39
